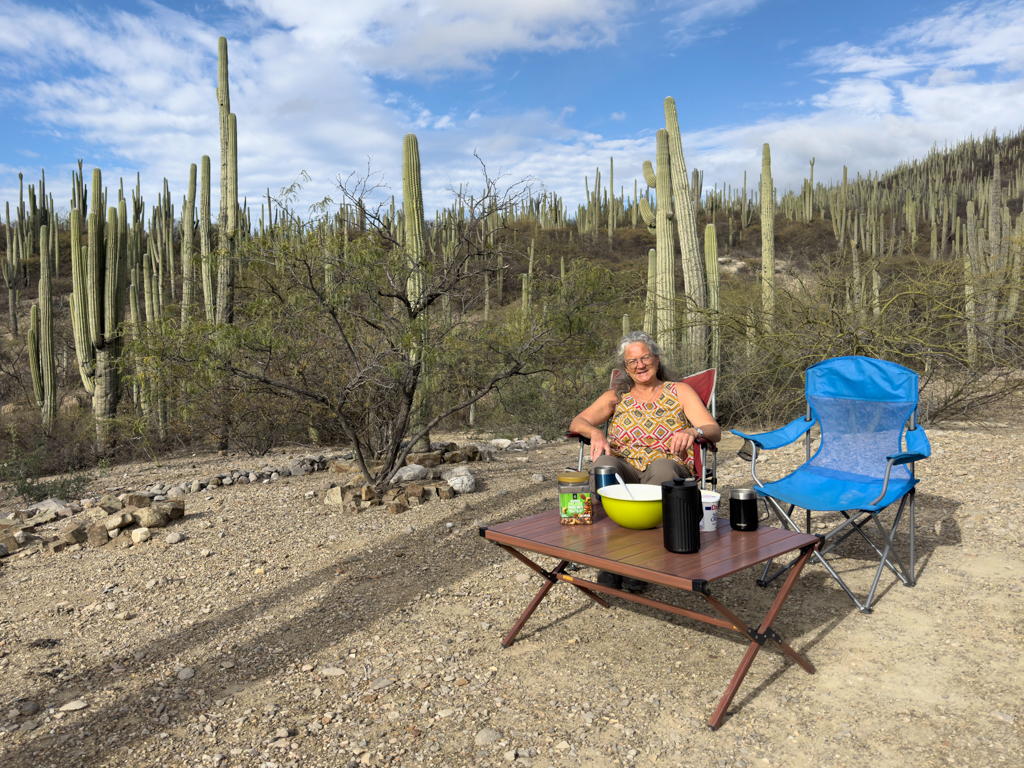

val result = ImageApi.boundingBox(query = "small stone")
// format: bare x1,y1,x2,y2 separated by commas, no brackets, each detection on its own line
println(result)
475,727,502,746
320,668,345,677
200,549,212,557
530,473,545,482
166,532,184,545
370,677,395,690
555,741,571,751
490,439,512,450
177,667,195,681
19,701,39,716
60,700,88,711
19,719,39,732
131,528,151,544
514,573,531,583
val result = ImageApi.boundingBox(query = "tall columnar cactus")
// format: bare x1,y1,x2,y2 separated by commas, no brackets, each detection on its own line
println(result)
643,248,657,336
664,97,706,368
28,225,57,431
760,143,775,333
181,163,197,325
403,133,427,310
704,224,721,374
215,111,238,325
69,172,130,453
638,129,677,355
2,203,17,335
403,132,430,451
199,155,215,323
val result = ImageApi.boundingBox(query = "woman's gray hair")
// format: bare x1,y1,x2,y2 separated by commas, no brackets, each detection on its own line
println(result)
612,331,674,397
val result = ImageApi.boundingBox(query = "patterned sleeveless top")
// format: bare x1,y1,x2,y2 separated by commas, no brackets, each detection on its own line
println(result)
608,381,695,473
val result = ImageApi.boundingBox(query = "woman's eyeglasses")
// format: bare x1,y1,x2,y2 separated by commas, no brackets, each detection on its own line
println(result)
625,354,656,370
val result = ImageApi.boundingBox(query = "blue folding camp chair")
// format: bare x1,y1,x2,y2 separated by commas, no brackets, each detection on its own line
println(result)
731,356,930,613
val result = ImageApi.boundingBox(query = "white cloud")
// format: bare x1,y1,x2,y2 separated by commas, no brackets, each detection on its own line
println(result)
1,0,1024,217
610,112,626,121
664,0,765,44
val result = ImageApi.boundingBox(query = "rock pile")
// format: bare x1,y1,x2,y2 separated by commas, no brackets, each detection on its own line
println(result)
0,493,186,560
0,435,553,561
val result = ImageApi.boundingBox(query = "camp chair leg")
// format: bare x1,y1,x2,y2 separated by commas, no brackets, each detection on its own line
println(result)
762,498,872,612
907,488,917,586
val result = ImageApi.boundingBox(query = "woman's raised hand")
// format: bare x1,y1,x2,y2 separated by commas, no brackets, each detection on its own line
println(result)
589,433,613,461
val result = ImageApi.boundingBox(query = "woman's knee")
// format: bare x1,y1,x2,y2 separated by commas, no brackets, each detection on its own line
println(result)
643,458,690,485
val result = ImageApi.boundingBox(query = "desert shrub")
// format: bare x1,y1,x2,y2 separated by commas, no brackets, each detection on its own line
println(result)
0,410,93,502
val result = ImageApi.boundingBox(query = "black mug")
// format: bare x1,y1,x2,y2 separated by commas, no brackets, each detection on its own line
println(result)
730,488,759,531
662,478,702,554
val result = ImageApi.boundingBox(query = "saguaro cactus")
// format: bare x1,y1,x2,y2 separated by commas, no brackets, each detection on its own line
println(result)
760,143,775,333
664,97,706,368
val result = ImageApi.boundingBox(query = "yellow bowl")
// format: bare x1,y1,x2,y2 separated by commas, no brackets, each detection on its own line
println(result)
598,484,663,529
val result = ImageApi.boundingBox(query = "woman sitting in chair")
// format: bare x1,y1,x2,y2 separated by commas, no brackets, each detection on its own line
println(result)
570,331,721,591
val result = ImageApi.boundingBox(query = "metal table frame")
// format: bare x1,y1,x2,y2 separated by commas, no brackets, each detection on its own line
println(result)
481,508,819,730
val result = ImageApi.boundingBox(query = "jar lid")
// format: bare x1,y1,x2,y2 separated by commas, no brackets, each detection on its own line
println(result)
557,471,590,484
730,488,757,500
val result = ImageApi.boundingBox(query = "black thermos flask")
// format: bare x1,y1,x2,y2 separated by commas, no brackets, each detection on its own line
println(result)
661,478,703,554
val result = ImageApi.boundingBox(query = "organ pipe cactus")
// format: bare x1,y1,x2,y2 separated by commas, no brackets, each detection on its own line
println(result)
69,171,130,454
664,97,706,368
760,143,775,333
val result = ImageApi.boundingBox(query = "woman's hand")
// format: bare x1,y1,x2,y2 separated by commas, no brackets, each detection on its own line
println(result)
668,428,697,457
589,433,612,461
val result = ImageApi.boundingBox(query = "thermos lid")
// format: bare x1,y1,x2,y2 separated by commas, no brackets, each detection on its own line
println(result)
557,471,590,484
730,488,757,500
593,466,617,476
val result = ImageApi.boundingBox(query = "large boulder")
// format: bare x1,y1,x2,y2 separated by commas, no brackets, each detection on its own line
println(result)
448,472,476,495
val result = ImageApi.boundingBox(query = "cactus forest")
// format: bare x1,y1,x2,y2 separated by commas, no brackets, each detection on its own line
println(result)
2,37,1023,491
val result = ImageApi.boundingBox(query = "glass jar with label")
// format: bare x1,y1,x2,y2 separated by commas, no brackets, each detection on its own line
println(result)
557,470,593,525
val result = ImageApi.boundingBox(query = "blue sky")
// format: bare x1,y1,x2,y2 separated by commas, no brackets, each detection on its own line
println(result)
2,0,1023,217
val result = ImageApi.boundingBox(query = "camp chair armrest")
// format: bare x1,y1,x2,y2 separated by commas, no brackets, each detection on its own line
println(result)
886,452,927,466
566,430,591,445
732,416,815,451
695,437,718,452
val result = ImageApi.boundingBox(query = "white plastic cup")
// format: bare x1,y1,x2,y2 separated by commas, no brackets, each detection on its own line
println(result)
700,491,720,532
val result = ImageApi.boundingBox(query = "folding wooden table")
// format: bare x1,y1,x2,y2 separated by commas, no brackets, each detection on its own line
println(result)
480,506,819,729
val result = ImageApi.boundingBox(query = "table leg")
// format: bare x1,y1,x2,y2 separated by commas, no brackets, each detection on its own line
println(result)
708,544,816,730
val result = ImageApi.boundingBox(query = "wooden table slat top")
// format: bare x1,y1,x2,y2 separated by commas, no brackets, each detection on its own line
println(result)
484,506,818,592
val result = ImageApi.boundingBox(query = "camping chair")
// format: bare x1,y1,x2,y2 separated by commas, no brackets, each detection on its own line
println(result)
731,356,930,613
567,368,718,490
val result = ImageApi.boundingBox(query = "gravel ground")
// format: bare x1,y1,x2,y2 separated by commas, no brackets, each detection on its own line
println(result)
0,423,1021,768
